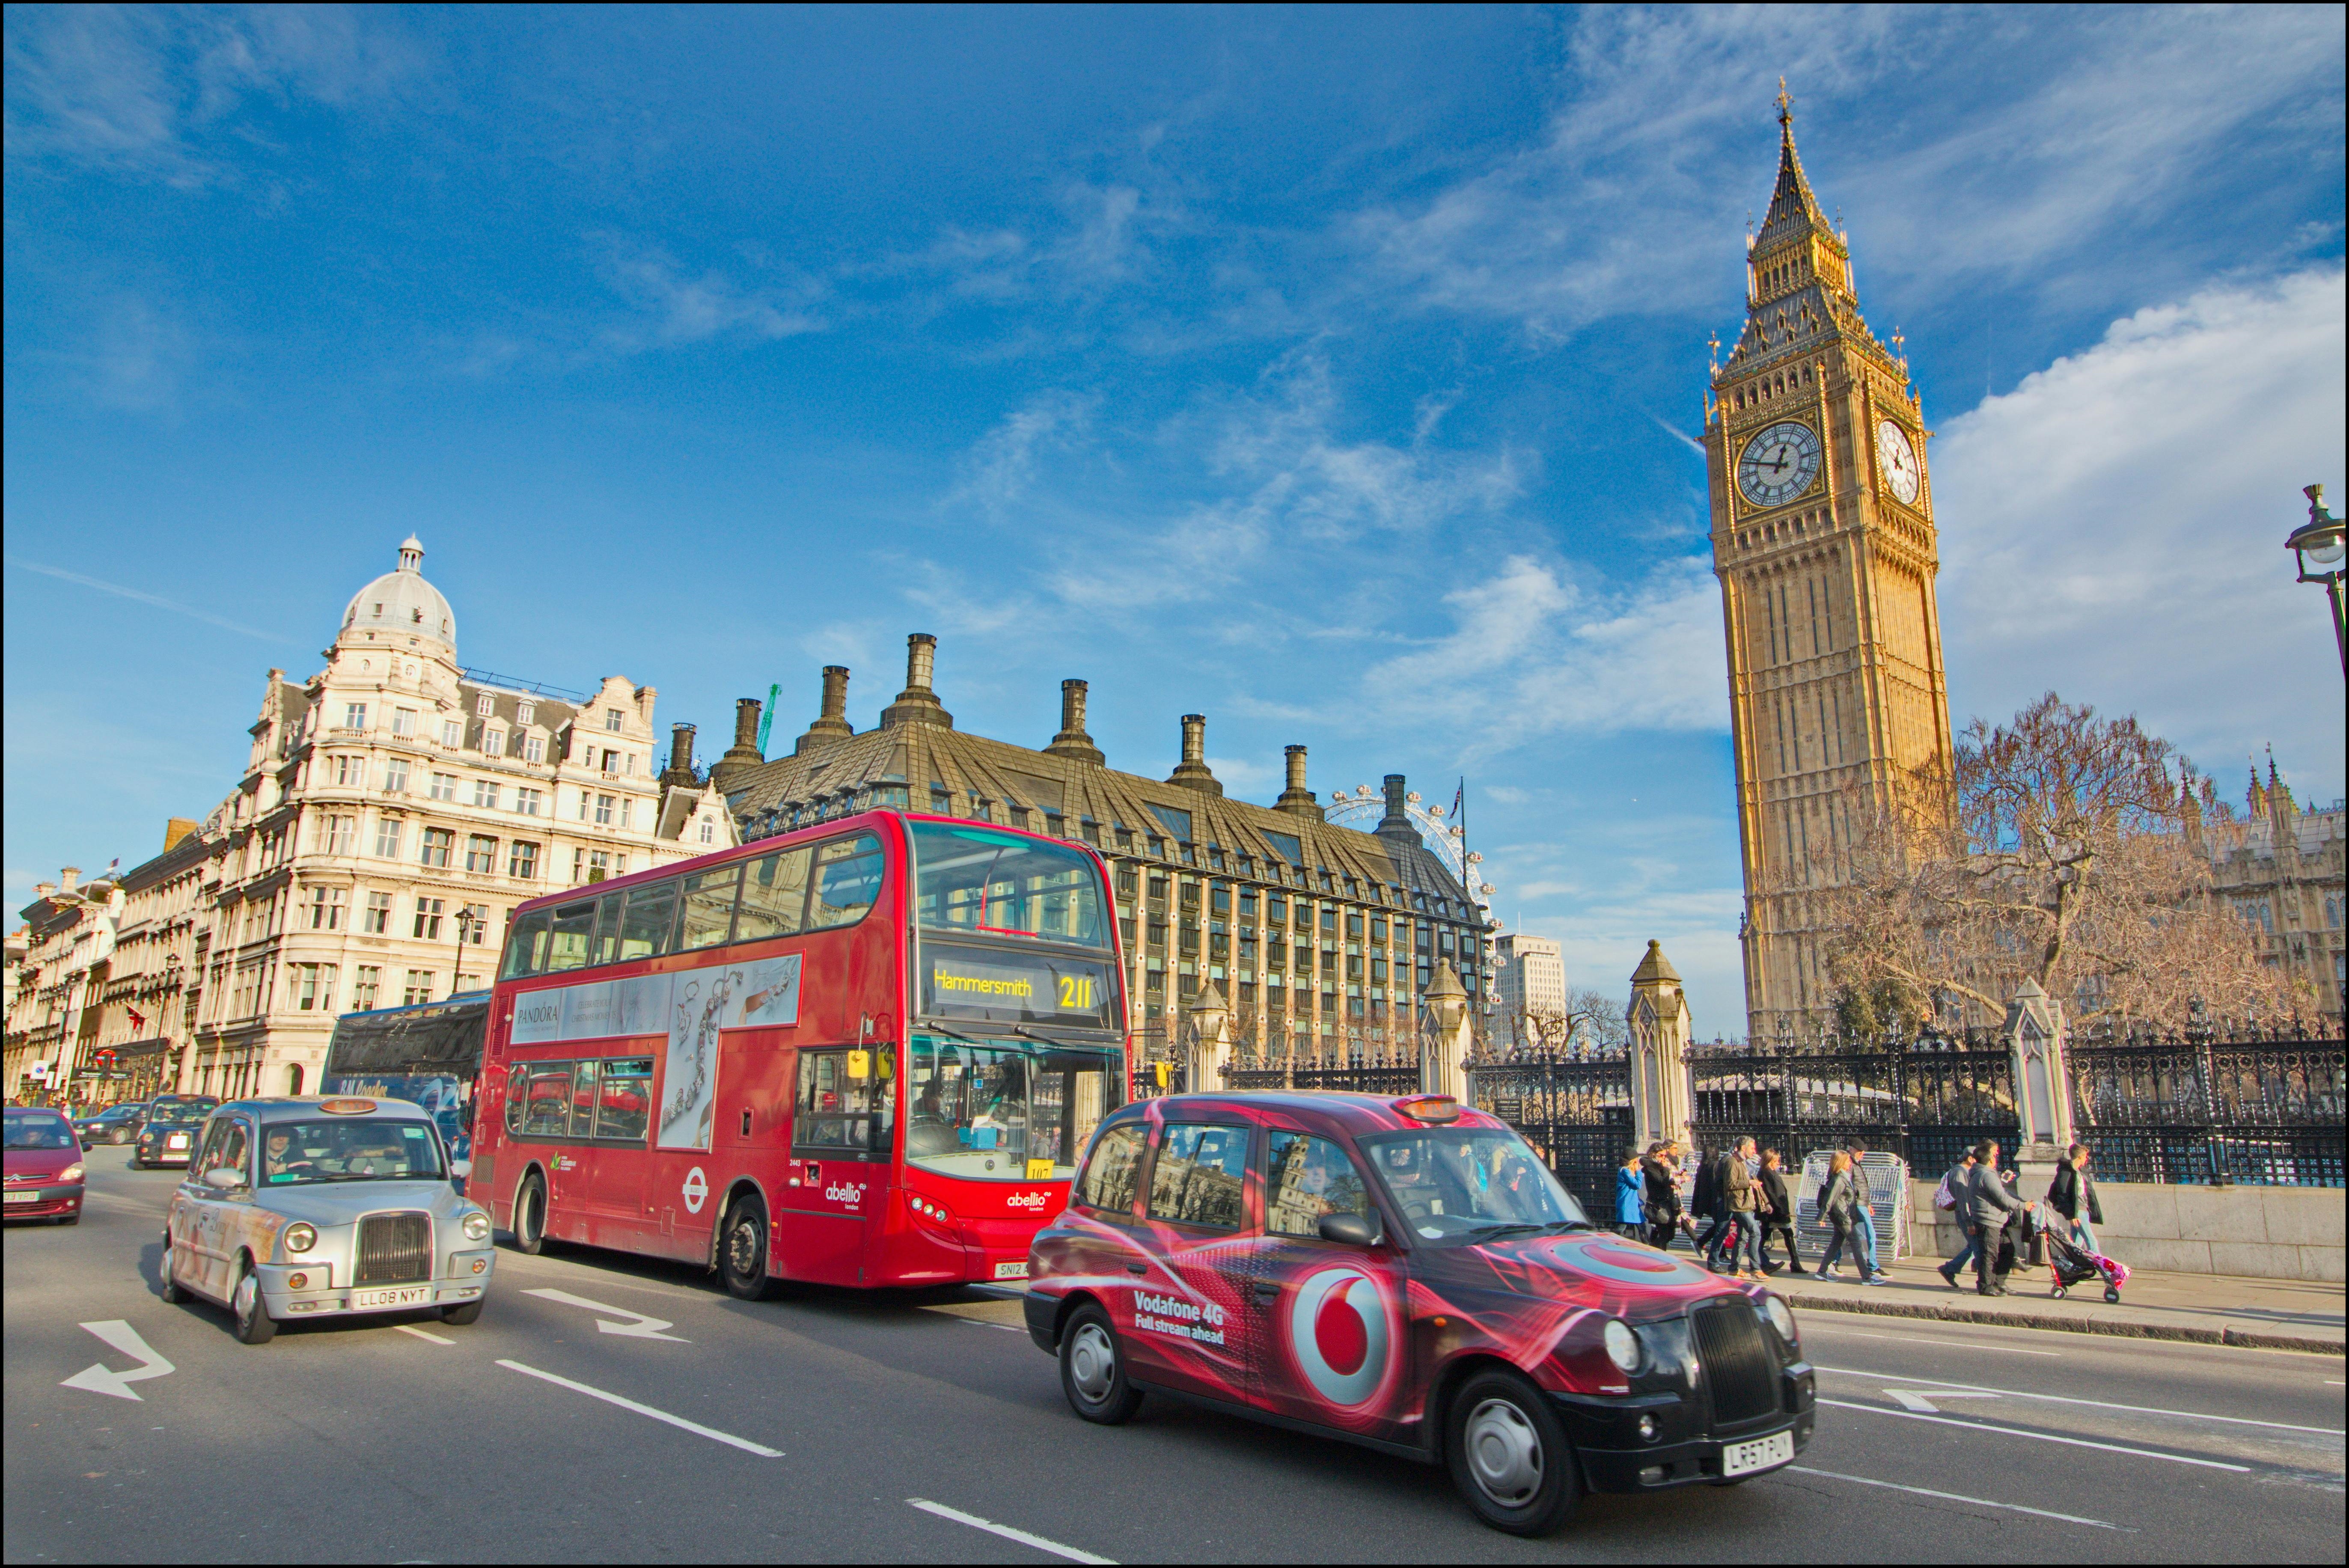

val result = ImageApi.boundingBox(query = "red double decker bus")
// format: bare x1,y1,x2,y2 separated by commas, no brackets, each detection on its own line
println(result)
476,811,1127,1296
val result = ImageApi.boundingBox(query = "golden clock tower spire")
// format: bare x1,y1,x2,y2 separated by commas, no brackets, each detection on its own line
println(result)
1706,89,1954,1043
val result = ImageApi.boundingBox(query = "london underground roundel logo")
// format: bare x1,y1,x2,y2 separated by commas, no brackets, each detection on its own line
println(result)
1288,1267,1393,1409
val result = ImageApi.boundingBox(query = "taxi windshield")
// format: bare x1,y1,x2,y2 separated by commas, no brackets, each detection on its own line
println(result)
1358,1127,1593,1244
259,1120,445,1185
910,821,1109,949
904,1035,1112,1182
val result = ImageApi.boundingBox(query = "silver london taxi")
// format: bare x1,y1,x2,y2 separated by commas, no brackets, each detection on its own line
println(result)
161,1096,495,1344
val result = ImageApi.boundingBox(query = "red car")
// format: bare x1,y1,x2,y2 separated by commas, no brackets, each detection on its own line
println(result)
4,1108,88,1224
1023,1092,1814,1535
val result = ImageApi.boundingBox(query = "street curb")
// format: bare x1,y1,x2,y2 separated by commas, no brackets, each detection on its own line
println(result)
1780,1289,2345,1356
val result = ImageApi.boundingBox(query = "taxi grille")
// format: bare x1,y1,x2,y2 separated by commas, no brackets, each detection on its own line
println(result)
1693,1300,1778,1428
354,1212,433,1285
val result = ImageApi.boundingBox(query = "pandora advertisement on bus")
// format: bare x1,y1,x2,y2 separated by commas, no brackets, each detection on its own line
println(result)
919,941,1115,1028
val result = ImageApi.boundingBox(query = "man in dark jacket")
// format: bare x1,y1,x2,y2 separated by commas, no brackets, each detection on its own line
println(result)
1965,1138,2026,1295
1690,1146,1725,1262
1756,1147,1805,1275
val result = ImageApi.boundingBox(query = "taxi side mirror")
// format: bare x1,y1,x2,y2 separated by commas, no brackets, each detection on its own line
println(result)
202,1167,245,1192
1318,1211,1381,1247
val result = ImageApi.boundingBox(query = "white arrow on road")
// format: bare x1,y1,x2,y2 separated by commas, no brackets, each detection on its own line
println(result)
60,1321,175,1402
524,1288,690,1342
1888,1388,2001,1415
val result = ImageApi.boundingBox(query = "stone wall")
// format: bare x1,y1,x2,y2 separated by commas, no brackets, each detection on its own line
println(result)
1909,1178,2344,1284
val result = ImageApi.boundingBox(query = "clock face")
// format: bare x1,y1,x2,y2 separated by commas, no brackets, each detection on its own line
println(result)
1876,419,1921,504
1737,422,1822,508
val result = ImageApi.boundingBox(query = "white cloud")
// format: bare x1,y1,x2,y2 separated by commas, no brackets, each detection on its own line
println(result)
1934,265,2347,793
595,239,824,350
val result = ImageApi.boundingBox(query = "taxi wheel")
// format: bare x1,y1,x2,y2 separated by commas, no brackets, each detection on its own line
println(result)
1059,1303,1143,1425
510,1173,548,1256
720,1196,774,1301
159,1238,186,1305
231,1264,278,1345
442,1300,485,1326
1446,1370,1581,1536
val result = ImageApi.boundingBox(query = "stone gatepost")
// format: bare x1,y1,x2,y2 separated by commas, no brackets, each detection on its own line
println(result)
1627,940,1694,1152
1186,983,1233,1093
2002,978,2072,1195
1421,961,1471,1099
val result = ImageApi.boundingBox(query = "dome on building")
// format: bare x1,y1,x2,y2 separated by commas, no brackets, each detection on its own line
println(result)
341,536,456,653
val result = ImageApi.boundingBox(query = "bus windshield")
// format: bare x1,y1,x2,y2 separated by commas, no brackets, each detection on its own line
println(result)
904,1033,1113,1182
910,821,1109,950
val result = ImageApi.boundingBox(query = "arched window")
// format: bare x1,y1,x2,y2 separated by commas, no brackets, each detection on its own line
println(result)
286,1063,305,1097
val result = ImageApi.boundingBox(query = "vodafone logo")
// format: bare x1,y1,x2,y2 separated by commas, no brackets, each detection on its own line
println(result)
823,1181,866,1207
1005,1190,1051,1211
1287,1267,1394,1410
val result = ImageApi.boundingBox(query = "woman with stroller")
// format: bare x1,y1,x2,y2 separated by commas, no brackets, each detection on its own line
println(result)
2046,1143,2105,1254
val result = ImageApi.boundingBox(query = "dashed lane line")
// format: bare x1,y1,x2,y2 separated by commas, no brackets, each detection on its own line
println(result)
1816,1364,2348,1435
1783,1465,2123,1529
906,1500,1114,1564
497,1360,780,1457
1815,1399,2250,1471
395,1324,455,1345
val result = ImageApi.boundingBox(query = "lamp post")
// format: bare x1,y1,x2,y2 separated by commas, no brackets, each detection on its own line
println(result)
2286,484,2347,675
453,906,480,997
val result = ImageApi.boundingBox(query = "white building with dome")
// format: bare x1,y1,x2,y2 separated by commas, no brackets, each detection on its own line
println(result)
19,538,738,1103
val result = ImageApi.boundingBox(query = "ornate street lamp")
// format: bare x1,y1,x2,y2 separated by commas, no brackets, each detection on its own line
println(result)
2285,483,2347,674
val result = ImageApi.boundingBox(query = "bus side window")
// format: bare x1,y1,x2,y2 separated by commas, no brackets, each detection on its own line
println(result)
503,1070,526,1136
734,849,812,941
618,882,678,961
568,1060,601,1138
503,909,551,979
589,894,624,968
794,1048,880,1151
523,1064,573,1137
546,900,597,972
595,1058,652,1143
677,864,743,951
808,835,884,930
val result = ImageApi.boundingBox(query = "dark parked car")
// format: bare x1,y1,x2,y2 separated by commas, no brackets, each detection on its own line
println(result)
74,1104,147,1145
134,1096,220,1170
5,1108,86,1224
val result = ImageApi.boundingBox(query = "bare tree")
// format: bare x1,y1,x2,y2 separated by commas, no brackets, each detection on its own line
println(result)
1824,693,2307,1029
1503,988,1629,1057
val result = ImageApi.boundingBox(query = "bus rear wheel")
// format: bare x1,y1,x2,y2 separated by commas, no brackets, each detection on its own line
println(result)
720,1195,773,1301
510,1172,548,1256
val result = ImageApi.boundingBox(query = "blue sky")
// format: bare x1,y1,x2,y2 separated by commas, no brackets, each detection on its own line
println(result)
6,5,2344,1035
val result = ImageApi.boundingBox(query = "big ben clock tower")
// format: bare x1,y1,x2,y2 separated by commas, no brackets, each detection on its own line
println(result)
1708,87,1954,1043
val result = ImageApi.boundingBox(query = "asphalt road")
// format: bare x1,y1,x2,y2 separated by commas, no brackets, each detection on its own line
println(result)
6,1148,2343,1564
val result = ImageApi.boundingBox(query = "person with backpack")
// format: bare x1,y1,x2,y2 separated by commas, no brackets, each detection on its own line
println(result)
1716,1137,1764,1277
1935,1147,1980,1289
1965,1137,2026,1295
1815,1150,1867,1280
2046,1143,2105,1255
1756,1147,1806,1275
1614,1148,1647,1238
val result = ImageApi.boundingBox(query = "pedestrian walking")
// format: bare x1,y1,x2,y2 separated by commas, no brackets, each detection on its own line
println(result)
1756,1147,1806,1275
1689,1143,1727,1262
2046,1142,2105,1255
1844,1139,1885,1282
1965,1137,2026,1295
1815,1150,1867,1280
1935,1146,1980,1289
1614,1149,1647,1238
1719,1136,1764,1277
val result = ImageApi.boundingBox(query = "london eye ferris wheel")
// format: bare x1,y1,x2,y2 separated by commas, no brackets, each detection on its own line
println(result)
1318,785,1502,933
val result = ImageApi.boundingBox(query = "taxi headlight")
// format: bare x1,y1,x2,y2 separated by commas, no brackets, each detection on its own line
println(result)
1762,1295,1796,1344
283,1223,318,1254
463,1211,492,1243
1603,1318,1644,1374
59,1164,85,1184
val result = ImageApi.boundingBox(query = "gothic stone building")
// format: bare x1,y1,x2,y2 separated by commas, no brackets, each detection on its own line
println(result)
2197,760,2347,1021
714,636,1495,1067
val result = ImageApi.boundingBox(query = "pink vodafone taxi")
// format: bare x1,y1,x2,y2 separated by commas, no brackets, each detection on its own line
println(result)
1023,1091,1815,1535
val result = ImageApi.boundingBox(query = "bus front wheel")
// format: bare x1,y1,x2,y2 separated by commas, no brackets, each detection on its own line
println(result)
510,1172,548,1256
720,1195,774,1301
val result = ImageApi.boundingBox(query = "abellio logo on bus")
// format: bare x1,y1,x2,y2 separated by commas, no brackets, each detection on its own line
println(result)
1005,1190,1052,1211
824,1181,866,1207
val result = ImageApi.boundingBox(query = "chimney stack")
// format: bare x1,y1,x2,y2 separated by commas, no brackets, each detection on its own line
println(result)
163,818,199,853
797,665,854,754
1376,773,1419,846
59,867,80,893
1045,678,1103,765
662,723,698,787
1276,745,1323,819
709,699,766,793
1167,714,1222,796
880,634,954,729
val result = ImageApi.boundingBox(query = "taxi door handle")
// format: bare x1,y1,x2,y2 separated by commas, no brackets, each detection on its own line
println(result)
1125,1263,1147,1276
1252,1282,1280,1301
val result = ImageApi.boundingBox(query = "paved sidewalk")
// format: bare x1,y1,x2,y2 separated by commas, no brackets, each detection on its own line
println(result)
1762,1250,2345,1352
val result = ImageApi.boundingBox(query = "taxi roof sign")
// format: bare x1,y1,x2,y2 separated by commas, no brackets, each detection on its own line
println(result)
1393,1094,1461,1124
317,1098,379,1115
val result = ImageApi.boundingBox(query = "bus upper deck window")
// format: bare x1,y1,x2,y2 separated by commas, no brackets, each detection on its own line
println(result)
618,881,678,961
545,900,597,972
678,864,743,951
502,909,551,978
589,893,624,966
735,849,812,941
809,835,884,930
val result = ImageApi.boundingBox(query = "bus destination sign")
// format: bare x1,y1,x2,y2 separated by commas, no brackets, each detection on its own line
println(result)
922,941,1115,1028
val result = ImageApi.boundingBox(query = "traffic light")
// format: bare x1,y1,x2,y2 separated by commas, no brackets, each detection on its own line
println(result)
1153,1061,1169,1089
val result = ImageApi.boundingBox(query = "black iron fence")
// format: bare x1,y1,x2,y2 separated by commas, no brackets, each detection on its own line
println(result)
2067,1035,2345,1187
1686,1037,2019,1179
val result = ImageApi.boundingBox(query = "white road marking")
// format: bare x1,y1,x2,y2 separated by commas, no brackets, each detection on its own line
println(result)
395,1324,455,1345
60,1322,175,1402
956,1318,1025,1333
1817,1364,2347,1435
906,1499,1114,1564
497,1360,778,1456
1888,1388,2000,1414
523,1287,690,1342
1784,1465,2121,1529
1824,1329,2060,1357
1817,1399,2250,1471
